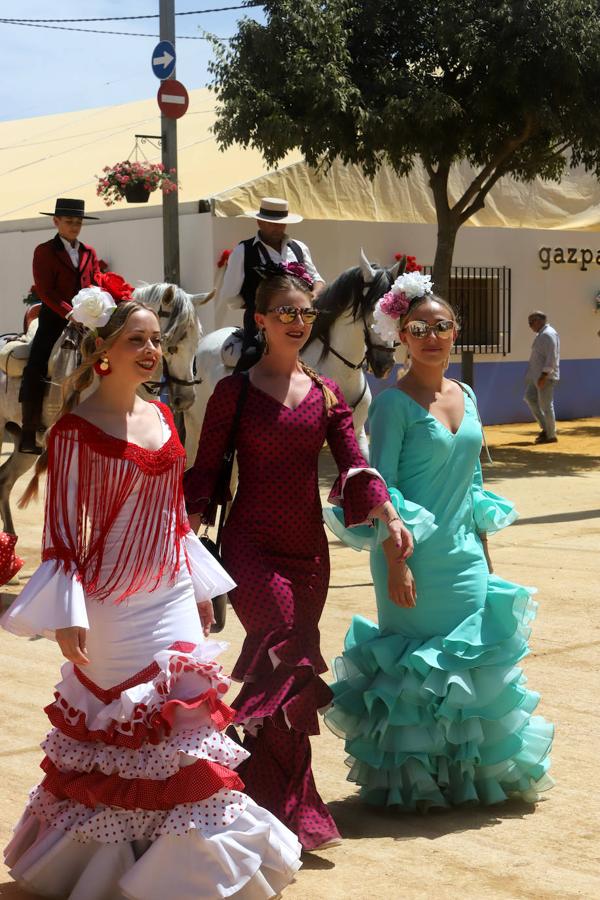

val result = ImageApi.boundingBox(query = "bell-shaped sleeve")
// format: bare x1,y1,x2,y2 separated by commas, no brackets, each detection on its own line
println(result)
325,380,389,526
324,388,437,551
182,530,236,603
1,425,89,640
183,375,241,522
471,458,518,534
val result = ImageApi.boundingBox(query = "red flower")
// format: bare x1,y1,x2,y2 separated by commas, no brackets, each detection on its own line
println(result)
217,249,232,268
95,271,134,301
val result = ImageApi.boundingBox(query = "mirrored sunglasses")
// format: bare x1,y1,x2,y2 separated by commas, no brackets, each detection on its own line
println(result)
403,319,455,339
267,306,319,324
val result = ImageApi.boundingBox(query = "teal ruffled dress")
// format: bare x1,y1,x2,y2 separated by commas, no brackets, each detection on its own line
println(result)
323,385,554,809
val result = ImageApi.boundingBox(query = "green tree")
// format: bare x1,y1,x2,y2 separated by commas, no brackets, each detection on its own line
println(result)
210,0,600,297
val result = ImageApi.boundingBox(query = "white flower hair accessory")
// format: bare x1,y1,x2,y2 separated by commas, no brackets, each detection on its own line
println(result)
372,271,434,343
68,286,117,331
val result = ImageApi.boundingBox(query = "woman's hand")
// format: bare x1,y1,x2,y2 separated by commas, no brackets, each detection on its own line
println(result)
370,501,413,559
55,626,90,665
385,556,417,608
387,519,413,560
197,600,216,637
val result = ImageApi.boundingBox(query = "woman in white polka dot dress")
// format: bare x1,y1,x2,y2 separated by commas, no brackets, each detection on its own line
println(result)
2,298,302,899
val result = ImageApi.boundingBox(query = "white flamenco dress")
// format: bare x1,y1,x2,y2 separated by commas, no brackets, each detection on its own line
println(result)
2,402,301,900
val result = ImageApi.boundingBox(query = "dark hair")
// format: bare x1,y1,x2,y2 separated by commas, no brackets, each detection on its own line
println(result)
19,301,159,507
254,272,337,411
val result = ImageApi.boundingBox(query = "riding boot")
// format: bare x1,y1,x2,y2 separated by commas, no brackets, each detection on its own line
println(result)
19,398,44,455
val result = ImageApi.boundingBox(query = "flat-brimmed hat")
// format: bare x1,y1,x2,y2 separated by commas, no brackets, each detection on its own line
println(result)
40,198,99,220
242,197,302,225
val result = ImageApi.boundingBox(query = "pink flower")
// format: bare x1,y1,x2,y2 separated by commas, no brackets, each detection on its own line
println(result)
379,290,410,318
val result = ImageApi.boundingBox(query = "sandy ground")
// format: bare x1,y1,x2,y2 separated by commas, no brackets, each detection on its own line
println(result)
0,418,599,900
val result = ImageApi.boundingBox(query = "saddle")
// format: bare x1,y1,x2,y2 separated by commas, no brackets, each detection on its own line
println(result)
221,329,244,369
0,319,38,377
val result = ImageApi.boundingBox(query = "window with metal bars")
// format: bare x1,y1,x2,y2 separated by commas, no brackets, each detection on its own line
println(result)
422,266,511,355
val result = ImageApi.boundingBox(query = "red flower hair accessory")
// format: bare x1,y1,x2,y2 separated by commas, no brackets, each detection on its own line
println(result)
95,271,134,302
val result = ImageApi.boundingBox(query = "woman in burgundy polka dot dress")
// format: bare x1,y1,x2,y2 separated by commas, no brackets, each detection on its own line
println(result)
2,298,302,898
185,266,412,850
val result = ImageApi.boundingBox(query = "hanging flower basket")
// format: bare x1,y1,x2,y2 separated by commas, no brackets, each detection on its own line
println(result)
95,160,178,207
124,182,151,204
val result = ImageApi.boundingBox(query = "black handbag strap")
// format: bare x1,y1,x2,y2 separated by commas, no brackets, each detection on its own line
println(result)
215,373,250,549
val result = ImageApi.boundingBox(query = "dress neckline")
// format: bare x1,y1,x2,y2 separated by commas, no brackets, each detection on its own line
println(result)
248,377,315,412
65,402,172,452
396,386,467,437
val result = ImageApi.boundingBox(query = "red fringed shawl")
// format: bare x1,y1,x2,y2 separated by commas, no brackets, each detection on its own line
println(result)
42,402,191,604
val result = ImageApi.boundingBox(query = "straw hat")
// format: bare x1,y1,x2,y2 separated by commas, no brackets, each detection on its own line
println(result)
242,197,302,224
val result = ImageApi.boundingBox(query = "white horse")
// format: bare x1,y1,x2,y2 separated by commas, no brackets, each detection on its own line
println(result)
0,283,210,534
184,251,401,462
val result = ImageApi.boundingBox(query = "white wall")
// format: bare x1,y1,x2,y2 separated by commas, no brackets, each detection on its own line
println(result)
213,216,600,363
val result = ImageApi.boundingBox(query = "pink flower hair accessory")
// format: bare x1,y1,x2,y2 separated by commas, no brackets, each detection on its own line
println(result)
279,261,314,289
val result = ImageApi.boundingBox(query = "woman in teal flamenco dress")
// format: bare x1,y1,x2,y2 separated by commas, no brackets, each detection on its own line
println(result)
324,274,554,810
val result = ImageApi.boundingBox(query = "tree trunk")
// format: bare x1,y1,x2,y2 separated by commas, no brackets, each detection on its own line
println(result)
431,217,458,301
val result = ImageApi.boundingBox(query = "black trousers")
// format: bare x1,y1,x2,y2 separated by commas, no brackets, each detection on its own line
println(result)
19,304,66,425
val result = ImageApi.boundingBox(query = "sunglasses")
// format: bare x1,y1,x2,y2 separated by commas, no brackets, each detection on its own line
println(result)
267,306,319,324
403,319,455,339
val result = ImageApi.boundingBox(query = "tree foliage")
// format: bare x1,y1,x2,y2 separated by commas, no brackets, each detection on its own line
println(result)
210,0,600,294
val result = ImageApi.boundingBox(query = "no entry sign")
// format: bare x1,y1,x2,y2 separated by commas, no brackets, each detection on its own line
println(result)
157,79,189,119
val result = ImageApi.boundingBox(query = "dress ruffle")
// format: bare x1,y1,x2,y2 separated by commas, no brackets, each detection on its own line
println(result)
471,485,518,534
183,530,236,602
46,641,235,749
5,639,302,899
1,560,89,641
323,486,437,553
324,575,554,809
233,629,332,735
6,789,301,900
42,725,248,781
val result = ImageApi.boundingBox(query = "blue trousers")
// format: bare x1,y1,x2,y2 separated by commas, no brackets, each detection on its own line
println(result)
524,380,557,438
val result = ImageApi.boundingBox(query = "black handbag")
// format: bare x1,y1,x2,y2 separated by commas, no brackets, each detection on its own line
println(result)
200,373,249,632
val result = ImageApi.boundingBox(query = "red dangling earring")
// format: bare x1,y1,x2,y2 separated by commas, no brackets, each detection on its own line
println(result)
94,355,112,376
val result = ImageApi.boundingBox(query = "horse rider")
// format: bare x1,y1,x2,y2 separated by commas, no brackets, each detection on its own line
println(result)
19,198,101,454
219,196,326,371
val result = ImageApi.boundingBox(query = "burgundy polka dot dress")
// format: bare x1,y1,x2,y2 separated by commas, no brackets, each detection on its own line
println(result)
184,375,389,849
2,403,302,899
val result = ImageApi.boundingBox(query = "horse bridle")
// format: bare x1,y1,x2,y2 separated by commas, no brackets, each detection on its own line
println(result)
314,273,399,410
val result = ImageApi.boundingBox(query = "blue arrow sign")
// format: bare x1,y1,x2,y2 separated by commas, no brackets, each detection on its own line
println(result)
151,41,176,80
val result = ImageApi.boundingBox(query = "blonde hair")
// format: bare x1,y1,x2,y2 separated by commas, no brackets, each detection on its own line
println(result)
255,273,337,411
19,301,159,507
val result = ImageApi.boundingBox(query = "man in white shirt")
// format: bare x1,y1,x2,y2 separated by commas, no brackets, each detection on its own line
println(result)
524,311,560,444
219,197,325,370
